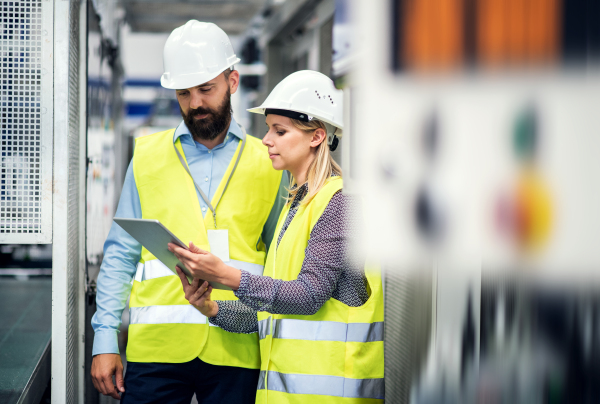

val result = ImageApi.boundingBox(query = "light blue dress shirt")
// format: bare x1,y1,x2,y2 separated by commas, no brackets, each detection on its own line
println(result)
91,118,289,355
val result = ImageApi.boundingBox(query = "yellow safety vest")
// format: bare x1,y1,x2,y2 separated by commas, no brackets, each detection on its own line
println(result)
256,177,385,403
127,129,282,368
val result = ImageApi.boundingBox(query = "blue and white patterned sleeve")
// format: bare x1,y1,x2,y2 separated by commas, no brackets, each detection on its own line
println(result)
209,191,368,334
208,300,258,334
235,192,368,315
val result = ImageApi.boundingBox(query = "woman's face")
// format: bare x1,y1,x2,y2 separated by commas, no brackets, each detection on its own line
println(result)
262,114,322,174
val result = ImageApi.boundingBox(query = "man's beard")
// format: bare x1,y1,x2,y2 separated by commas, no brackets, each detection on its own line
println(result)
181,89,232,141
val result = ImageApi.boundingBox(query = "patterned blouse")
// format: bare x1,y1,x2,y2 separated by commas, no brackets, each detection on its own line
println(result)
209,180,369,333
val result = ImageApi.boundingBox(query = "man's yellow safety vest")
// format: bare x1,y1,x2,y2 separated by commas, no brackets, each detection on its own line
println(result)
256,177,385,403
127,129,282,368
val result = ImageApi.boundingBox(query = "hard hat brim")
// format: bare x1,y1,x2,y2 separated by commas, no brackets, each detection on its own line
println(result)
161,58,241,90
247,105,343,132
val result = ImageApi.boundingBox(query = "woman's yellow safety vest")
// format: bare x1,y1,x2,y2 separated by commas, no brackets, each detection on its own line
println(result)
128,129,282,368
256,177,385,403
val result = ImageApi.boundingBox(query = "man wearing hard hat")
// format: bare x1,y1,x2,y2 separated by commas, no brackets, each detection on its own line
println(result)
90,20,287,403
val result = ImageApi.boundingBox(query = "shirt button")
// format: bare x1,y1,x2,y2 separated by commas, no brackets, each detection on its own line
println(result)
202,207,206,212
208,150,211,154
205,177,208,182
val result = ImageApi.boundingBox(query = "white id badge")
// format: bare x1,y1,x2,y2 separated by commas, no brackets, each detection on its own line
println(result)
207,229,230,262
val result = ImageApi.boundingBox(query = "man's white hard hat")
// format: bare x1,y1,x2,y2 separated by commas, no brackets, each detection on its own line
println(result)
161,20,240,90
248,70,344,143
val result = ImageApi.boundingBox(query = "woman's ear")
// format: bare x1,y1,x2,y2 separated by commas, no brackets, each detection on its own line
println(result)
309,128,327,148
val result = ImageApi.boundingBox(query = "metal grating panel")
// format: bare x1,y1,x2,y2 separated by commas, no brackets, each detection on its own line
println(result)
0,0,52,243
384,271,433,403
65,2,80,402
52,0,84,402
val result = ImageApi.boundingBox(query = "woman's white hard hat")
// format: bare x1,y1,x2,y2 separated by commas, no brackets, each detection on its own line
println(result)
161,20,240,90
248,70,344,142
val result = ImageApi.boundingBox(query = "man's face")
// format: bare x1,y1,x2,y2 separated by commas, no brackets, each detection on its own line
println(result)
176,70,240,141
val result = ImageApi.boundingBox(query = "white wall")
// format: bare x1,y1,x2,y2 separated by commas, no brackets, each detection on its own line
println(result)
120,24,169,79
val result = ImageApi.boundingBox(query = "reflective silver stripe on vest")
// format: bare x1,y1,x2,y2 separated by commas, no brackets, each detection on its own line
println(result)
134,262,146,282
258,318,271,340
257,371,384,399
135,259,264,282
135,260,172,282
257,370,266,390
347,322,384,342
270,319,384,343
129,305,219,327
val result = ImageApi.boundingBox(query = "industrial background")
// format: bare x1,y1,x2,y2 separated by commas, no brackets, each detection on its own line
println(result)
1,0,600,403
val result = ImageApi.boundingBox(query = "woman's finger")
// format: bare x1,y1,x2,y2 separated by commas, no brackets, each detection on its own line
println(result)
170,246,199,261
174,255,194,272
168,243,181,257
189,241,209,254
169,244,195,266
176,255,208,276
204,286,213,302
172,250,184,262
168,243,187,254
174,253,196,272
176,266,189,290
193,281,209,298
195,282,208,297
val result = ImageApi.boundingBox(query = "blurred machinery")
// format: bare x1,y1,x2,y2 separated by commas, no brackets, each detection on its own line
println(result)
86,2,125,267
85,3,127,404
347,0,600,402
248,1,338,142
412,275,600,404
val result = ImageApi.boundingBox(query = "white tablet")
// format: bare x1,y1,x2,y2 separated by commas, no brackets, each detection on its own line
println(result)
113,218,231,290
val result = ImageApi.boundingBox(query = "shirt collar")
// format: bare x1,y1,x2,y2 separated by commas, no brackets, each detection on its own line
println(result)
173,116,244,144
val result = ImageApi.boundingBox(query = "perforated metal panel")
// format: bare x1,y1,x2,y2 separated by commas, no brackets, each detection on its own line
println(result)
384,271,433,403
0,0,53,243
52,0,85,403
65,2,80,402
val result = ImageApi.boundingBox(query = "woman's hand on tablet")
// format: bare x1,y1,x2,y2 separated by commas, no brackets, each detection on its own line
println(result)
176,266,218,317
168,241,222,280
168,241,242,290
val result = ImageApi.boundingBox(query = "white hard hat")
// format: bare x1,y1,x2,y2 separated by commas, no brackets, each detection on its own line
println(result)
161,20,241,90
248,70,343,148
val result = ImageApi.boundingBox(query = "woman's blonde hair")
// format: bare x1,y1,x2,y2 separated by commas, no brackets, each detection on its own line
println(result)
287,118,342,205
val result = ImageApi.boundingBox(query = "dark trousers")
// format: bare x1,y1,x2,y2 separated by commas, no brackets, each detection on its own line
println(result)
120,358,259,404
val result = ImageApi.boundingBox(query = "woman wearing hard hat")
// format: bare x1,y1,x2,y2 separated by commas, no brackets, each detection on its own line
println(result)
169,70,384,403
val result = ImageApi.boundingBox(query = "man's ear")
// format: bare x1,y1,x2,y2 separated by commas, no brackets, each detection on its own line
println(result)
310,128,327,148
228,70,240,95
